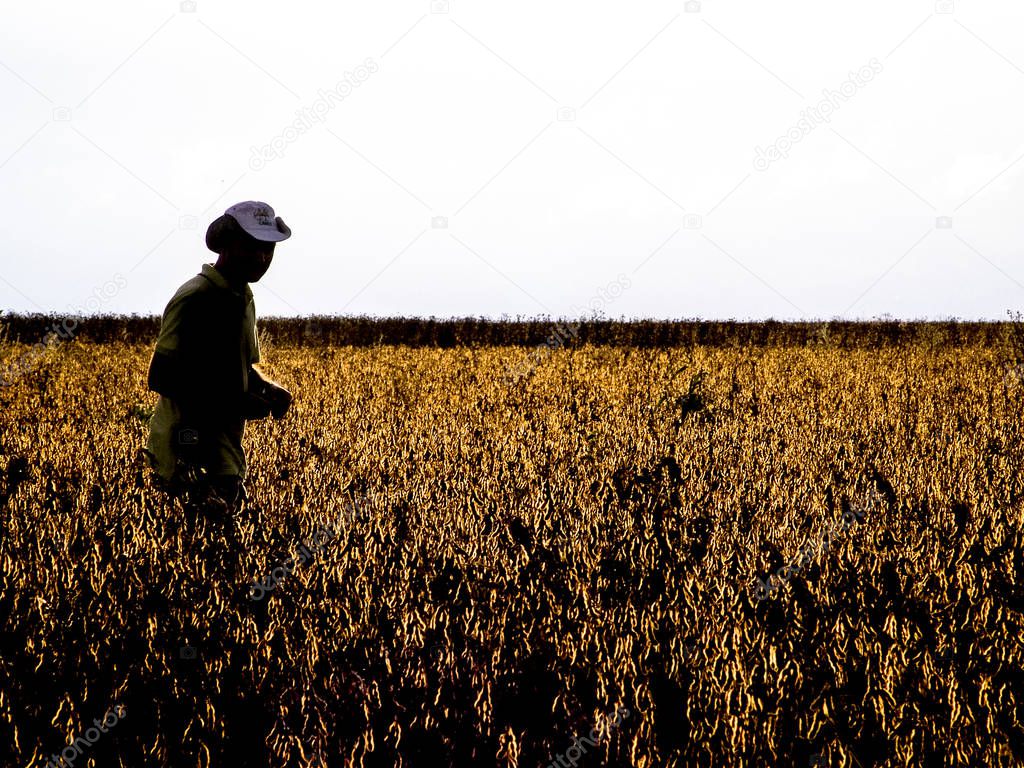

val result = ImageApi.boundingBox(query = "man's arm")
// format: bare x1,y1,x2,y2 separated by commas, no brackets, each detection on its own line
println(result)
148,349,189,401
148,291,201,406
147,290,240,422
247,365,292,420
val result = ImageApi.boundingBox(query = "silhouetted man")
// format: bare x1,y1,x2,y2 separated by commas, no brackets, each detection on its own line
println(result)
144,201,293,518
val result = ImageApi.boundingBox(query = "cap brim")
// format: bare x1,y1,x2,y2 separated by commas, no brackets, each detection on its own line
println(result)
242,217,291,242
243,228,291,243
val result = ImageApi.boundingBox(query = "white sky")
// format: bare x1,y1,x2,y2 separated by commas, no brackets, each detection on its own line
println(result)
2,0,1024,321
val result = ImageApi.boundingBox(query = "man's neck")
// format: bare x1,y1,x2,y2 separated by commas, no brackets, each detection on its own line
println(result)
213,259,248,290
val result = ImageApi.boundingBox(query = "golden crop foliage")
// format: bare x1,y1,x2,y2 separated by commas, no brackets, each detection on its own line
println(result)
0,336,1022,767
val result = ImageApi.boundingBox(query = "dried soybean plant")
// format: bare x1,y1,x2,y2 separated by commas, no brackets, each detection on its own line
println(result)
0,332,1021,767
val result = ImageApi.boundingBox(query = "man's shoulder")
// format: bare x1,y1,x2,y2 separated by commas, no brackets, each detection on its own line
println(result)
162,273,220,318
170,273,215,302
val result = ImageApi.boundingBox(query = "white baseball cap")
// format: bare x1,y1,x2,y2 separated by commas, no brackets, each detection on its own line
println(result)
224,201,292,242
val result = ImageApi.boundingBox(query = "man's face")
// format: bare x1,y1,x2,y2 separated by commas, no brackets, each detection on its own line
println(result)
231,238,275,283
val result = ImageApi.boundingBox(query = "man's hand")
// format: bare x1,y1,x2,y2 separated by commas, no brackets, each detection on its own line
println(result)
241,388,273,420
246,366,292,421
265,381,292,419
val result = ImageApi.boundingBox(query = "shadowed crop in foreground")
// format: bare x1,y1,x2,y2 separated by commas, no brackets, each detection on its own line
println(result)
1,332,1022,766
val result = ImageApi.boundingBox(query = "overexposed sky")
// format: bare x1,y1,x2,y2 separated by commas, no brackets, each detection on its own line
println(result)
2,0,1024,320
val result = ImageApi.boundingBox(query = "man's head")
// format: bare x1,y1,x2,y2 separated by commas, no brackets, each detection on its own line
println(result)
206,201,291,284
